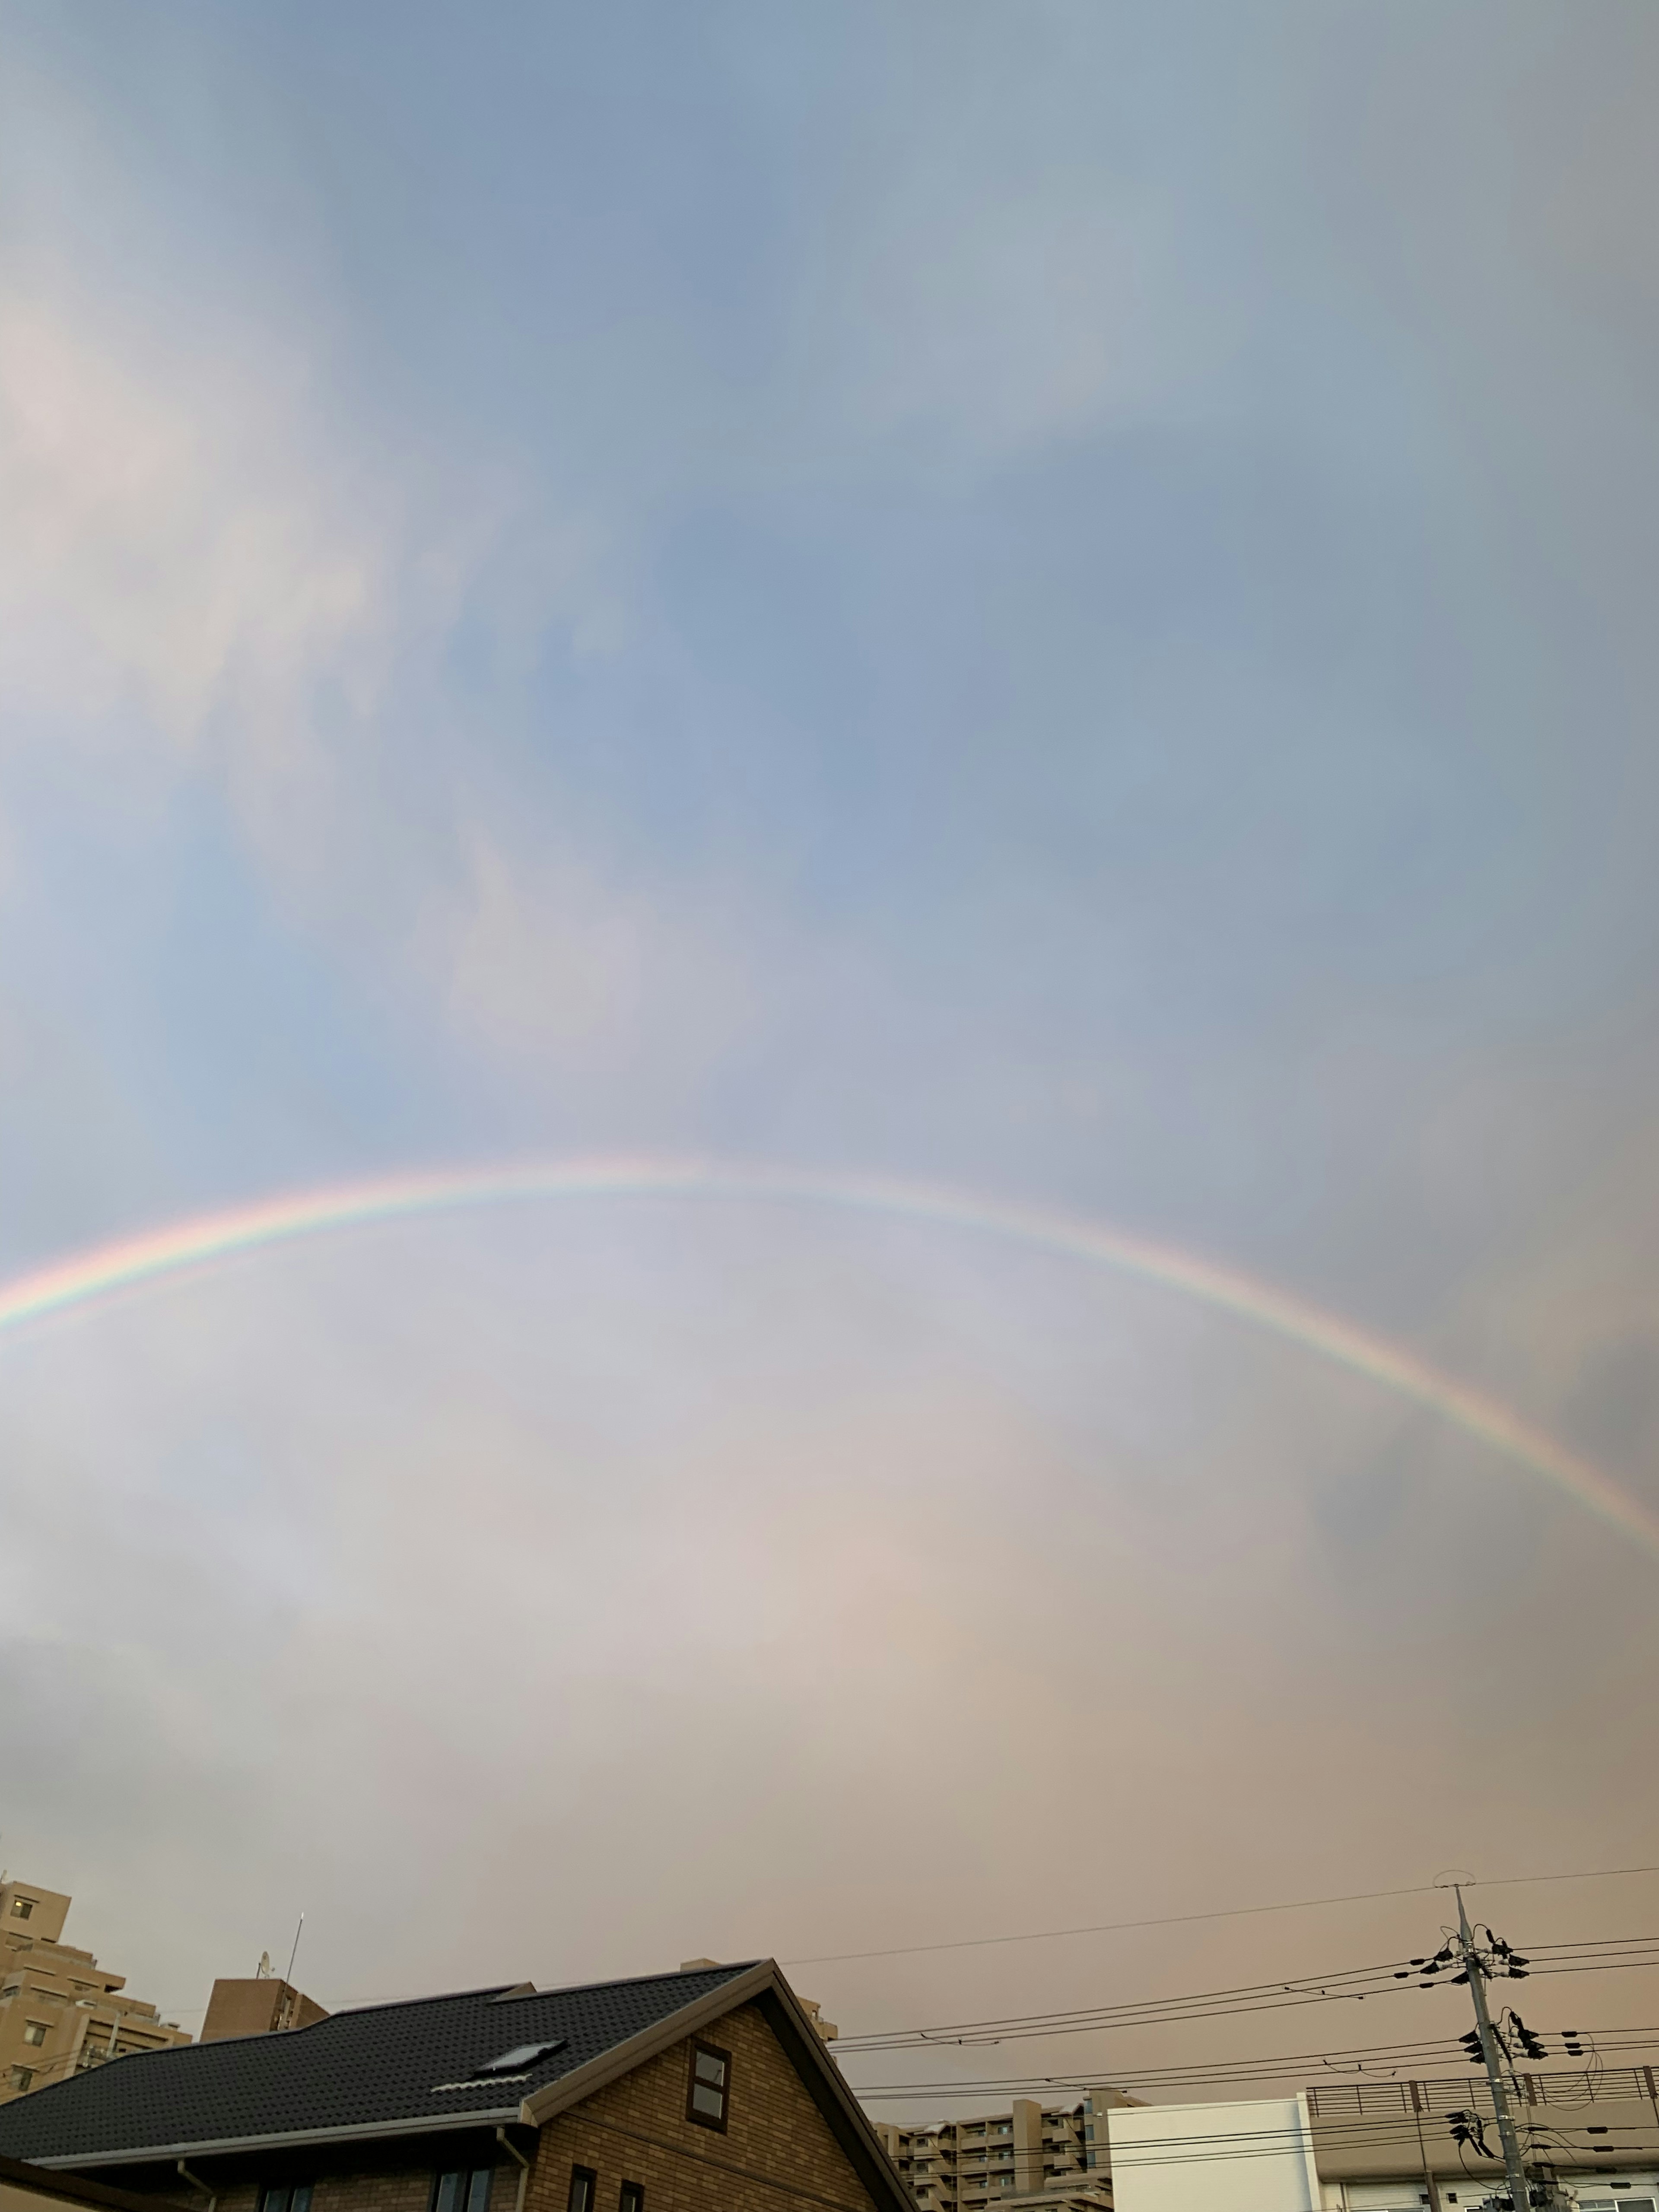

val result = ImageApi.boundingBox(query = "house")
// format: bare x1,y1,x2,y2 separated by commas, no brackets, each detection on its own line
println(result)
0,1961,908,2212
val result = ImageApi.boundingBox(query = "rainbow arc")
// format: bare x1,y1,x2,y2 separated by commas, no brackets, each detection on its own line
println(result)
0,1155,1649,1557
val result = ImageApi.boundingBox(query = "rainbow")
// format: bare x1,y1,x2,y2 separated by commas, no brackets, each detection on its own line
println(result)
1,1154,1651,1557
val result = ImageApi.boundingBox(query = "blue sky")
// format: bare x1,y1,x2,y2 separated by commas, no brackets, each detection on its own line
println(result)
3,0,1659,2094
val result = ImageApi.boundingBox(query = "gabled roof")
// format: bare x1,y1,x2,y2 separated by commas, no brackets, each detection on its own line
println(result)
0,1965,755,2167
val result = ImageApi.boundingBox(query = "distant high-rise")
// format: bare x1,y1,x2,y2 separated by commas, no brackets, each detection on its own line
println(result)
0,1876,191,2101
871,2092,1141,2212
200,1965,328,2042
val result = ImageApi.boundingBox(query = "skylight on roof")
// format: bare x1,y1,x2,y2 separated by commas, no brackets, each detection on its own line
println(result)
472,2038,567,2078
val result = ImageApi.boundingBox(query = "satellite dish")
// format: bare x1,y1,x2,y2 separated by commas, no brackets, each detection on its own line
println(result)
257,1951,273,1979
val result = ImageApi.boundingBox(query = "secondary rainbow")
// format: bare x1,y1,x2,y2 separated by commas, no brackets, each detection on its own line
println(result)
1,1155,1651,1558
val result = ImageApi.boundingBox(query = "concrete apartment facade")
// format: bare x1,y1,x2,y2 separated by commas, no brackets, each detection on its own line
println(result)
871,2093,1140,2212
0,1881,189,2105
874,2065,1659,2212
201,1980,330,2044
1300,2064,1659,2212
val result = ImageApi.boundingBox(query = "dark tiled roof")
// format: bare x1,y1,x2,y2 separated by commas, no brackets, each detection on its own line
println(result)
0,1965,757,2167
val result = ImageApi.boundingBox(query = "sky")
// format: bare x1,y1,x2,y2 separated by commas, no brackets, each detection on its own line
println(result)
3,0,1659,2115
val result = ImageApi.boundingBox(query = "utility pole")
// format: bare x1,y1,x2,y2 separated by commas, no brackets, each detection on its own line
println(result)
1453,1887,1533,2212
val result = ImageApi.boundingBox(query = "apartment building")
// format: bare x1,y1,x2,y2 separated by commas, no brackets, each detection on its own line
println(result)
1302,2064,1659,2211
871,2093,1141,2212
0,1879,190,2103
1098,2072,1659,2212
200,1974,328,2043
871,2064,1659,2212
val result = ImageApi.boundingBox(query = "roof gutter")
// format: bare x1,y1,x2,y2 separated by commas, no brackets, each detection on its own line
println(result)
23,2110,527,2171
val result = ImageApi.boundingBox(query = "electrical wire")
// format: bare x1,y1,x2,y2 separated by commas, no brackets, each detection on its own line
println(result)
783,1866,1659,1972
842,1933,1659,2058
854,2046,1496,2097
850,2037,1659,2110
837,1957,1430,2053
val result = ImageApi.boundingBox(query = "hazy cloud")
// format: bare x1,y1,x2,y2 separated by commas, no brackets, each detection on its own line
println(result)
2,0,1658,2114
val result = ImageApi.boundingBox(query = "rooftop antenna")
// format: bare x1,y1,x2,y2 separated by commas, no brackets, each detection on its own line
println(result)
264,1916,305,2034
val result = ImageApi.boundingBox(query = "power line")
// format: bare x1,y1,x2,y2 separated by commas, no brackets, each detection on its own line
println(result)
849,2031,1509,2092
785,1886,1443,1968
839,1927,1659,2057
1473,1869,1659,1896
851,2031,1659,2098
837,1957,1454,2053
783,1866,1659,1972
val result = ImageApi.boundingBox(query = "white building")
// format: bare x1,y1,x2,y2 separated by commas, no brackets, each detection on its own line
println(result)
1107,2095,1322,2212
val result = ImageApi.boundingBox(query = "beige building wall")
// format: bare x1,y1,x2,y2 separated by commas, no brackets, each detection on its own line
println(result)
1304,2066,1659,2189
200,1980,328,2042
874,2091,1140,2212
0,1878,190,2104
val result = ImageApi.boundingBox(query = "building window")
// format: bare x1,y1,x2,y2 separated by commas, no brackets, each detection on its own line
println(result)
9,2067,34,2091
686,2039,731,2132
10,1900,33,1921
567,2168,596,2212
262,2188,314,2212
22,2023,47,2047
433,2176,492,2212
619,2185,644,2212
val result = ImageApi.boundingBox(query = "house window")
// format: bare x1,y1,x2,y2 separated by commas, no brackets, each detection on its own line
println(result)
434,2175,492,2212
567,2168,597,2212
686,2039,731,2132
22,2023,47,2047
261,2187,315,2212
10,1900,33,1921
9,2067,34,2091
619,2185,644,2212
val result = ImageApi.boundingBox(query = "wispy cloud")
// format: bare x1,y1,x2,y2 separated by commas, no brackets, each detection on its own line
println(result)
3,0,1659,2076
